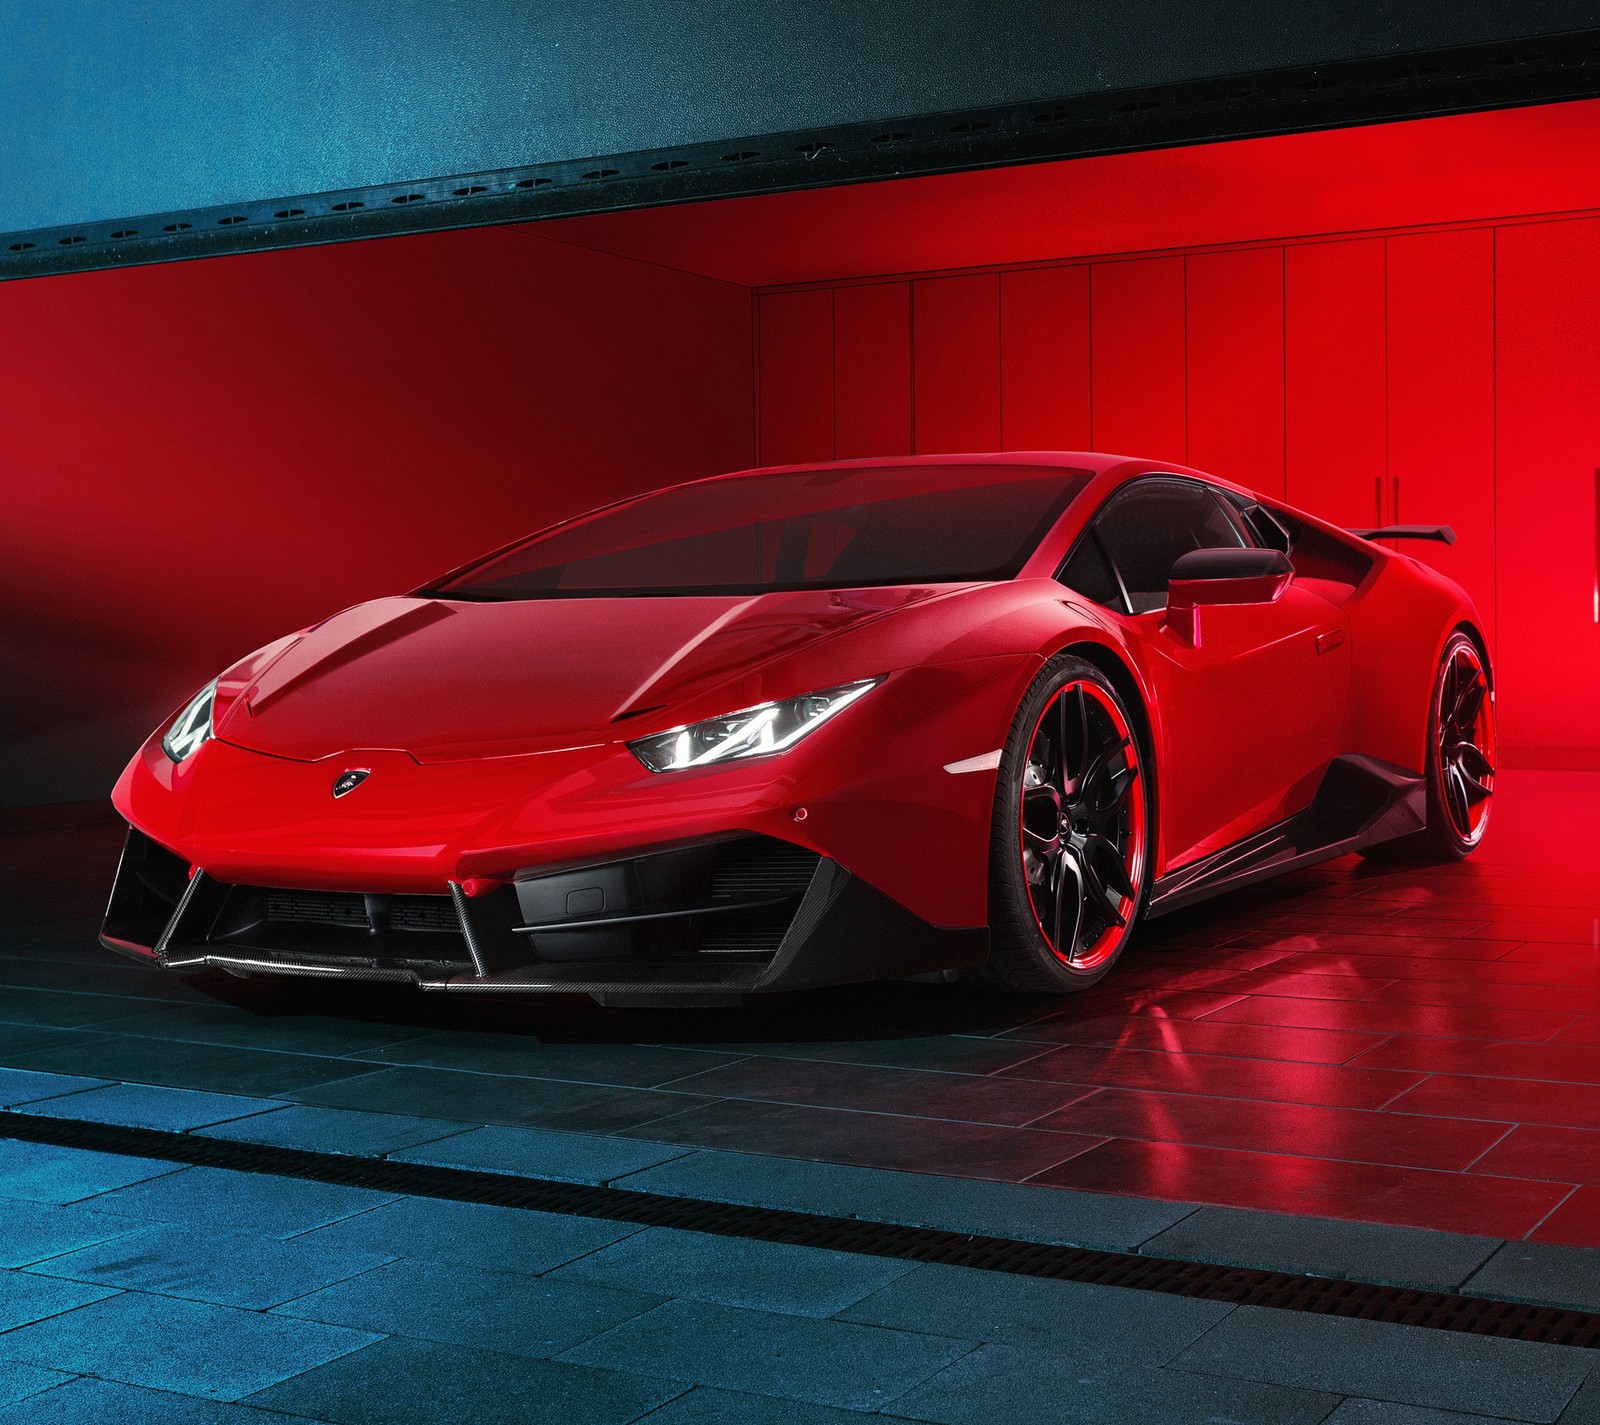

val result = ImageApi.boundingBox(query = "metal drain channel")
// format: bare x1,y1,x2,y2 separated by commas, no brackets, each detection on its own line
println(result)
6,1110,1597,1348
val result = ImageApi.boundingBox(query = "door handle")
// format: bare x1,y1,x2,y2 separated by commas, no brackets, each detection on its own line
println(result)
1316,628,1345,655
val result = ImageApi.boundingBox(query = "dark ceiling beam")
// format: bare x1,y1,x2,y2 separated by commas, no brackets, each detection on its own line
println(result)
4,10,1599,281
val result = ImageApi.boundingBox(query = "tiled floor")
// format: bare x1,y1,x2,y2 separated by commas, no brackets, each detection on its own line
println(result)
5,774,1600,1420
0,770,1598,1249
1,1140,1598,1423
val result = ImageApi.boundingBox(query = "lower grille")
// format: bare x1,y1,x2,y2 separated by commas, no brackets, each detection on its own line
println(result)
264,889,366,928
263,889,460,934
390,897,461,934
709,838,823,897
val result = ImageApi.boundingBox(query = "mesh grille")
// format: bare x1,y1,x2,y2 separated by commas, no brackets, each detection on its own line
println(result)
389,897,460,933
264,889,366,928
709,839,821,897
263,889,459,934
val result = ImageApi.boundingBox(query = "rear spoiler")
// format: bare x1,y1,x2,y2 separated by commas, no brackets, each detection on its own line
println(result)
1346,525,1456,546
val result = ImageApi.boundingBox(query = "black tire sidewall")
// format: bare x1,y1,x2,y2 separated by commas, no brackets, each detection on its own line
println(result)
1424,631,1489,859
986,654,1153,993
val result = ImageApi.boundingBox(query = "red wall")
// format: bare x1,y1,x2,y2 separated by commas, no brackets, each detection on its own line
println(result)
755,220,1600,761
0,227,754,807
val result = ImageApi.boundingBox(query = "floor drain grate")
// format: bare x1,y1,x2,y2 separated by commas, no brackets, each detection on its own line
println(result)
6,1110,1595,1346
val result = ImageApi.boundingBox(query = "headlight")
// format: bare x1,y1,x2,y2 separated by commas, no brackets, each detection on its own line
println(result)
628,679,880,773
161,680,217,763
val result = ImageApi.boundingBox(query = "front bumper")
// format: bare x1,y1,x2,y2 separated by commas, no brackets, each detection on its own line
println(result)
101,826,988,1004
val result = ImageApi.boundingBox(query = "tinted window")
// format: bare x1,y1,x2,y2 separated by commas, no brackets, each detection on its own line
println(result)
1059,535,1122,608
1093,480,1246,613
430,464,1091,599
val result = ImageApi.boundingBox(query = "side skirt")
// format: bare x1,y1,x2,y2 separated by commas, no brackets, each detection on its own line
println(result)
1147,755,1426,919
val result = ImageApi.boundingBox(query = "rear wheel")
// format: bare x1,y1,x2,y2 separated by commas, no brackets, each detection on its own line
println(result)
984,656,1151,993
1420,632,1496,858
1363,631,1495,862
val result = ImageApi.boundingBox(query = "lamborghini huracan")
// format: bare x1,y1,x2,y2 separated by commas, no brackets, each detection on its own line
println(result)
102,454,1495,1004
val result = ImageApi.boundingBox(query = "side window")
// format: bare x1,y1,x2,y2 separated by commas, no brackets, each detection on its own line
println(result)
1092,480,1246,613
1058,536,1122,607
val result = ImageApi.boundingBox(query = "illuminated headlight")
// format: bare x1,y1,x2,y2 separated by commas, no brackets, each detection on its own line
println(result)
161,680,217,763
628,679,880,773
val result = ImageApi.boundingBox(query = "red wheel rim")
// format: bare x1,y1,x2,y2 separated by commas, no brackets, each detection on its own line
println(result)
1018,680,1147,971
1438,642,1495,845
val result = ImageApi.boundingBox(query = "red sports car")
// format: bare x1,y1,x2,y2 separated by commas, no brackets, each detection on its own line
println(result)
103,454,1494,1004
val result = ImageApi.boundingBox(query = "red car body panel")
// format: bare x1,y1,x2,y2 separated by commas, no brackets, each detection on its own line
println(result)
106,453,1487,994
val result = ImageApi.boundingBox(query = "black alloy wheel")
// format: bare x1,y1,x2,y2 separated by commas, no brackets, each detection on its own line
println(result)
986,655,1150,992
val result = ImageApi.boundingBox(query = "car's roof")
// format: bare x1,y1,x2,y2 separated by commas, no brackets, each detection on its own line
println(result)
713,451,1128,481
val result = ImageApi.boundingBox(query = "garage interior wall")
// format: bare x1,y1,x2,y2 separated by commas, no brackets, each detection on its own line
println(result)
6,101,1599,814
754,218,1600,764
0,227,753,809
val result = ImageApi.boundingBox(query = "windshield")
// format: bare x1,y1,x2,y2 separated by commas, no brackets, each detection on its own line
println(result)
429,463,1090,600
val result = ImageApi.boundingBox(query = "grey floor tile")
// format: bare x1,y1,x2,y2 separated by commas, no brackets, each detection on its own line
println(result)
615,1149,1194,1250
0,1375,337,1423
1557,1370,1600,1424
1466,1242,1600,1313
0,1268,118,1333
618,1098,1098,1180
29,1223,392,1310
887,1342,1340,1425
195,1104,474,1157
389,1123,689,1183
632,1387,876,1424
1142,1206,1501,1292
9,1035,374,1098
288,1065,710,1134
89,1001,436,1058
0,1027,87,1061
81,1166,397,1238
551,1226,915,1317
0,1366,72,1412
0,1200,140,1268
246,1334,683,1425
557,1299,974,1411
352,1032,744,1087
659,1054,1085,1128
839,1262,1229,1361
682,1034,1058,1077
1172,1305,1596,1422
0,1140,183,1205
275,1256,658,1357
288,1194,642,1274
0,1067,110,1108
13,1082,285,1132
1324,1400,1519,1424
0,1291,377,1402
0,990,138,1028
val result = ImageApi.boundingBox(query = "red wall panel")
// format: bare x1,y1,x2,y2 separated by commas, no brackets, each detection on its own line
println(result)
834,282,912,458
0,228,754,807
1386,228,1496,641
1285,239,1388,528
1495,219,1600,754
999,266,1091,452
1091,257,1186,465
758,288,834,465
1186,247,1285,498
912,274,1001,454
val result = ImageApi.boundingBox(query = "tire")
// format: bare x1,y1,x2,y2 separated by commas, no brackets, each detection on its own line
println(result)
1362,630,1496,862
983,654,1153,993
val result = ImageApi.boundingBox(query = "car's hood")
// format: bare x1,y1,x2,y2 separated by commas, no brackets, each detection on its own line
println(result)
212,588,958,762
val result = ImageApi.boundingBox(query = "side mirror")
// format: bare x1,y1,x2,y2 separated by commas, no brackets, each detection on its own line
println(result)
1164,547,1292,647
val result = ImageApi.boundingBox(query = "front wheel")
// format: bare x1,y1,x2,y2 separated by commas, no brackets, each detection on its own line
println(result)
984,656,1151,993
